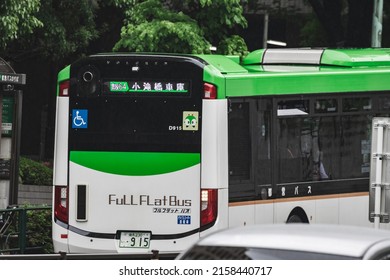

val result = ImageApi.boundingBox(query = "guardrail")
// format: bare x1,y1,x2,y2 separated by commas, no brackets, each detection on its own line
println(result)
0,205,51,255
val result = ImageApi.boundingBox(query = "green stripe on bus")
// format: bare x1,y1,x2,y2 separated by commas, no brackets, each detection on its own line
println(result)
70,151,200,176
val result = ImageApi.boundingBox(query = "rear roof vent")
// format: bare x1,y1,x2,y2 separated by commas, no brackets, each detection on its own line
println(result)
242,48,390,68
262,49,324,65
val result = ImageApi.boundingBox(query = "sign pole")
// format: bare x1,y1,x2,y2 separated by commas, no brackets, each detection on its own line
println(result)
372,0,384,47
9,90,22,205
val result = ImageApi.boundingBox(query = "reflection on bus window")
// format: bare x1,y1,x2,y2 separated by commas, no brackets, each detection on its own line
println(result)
277,112,372,184
315,99,337,114
343,97,372,112
277,117,328,183
277,100,309,116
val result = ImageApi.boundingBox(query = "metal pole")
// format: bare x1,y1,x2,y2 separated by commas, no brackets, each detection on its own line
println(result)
263,12,269,49
9,90,22,206
374,124,384,229
372,0,384,47
18,208,27,254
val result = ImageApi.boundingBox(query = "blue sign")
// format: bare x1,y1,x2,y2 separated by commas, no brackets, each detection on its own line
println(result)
177,215,191,225
72,109,88,129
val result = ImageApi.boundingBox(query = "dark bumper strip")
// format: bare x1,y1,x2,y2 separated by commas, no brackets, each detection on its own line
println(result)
56,219,214,240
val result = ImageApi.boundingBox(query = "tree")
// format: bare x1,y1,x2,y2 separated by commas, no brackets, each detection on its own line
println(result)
114,0,248,55
32,0,99,61
2,0,100,62
0,0,43,51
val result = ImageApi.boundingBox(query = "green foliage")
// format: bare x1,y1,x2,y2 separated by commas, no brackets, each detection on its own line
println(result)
114,0,211,53
217,35,248,56
19,157,53,186
24,206,53,253
1,0,99,61
194,0,248,43
114,0,248,56
1,206,53,254
0,0,43,50
25,0,99,61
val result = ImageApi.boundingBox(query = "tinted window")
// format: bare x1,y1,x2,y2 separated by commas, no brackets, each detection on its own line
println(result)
228,99,272,200
68,55,204,153
228,101,251,182
277,98,372,184
343,97,372,112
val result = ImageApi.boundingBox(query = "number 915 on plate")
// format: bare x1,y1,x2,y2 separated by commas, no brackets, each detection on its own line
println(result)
119,231,151,248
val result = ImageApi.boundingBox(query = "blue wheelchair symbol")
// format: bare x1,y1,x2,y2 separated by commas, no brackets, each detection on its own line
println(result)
72,110,88,129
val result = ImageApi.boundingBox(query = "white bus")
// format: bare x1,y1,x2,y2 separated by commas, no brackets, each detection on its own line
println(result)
53,48,390,256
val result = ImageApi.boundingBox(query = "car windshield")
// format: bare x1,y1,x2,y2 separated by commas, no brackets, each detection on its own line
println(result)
180,246,358,260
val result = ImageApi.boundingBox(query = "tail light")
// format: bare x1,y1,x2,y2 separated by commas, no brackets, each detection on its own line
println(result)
59,80,70,97
54,186,68,223
200,189,218,227
204,83,217,99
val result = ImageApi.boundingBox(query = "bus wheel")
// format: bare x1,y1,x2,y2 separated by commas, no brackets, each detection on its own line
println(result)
286,214,303,223
286,207,309,223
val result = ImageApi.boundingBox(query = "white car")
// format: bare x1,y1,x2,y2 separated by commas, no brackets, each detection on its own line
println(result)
177,224,390,260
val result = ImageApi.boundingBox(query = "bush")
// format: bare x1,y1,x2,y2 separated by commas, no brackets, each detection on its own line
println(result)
19,157,53,186
0,205,53,254
25,205,53,253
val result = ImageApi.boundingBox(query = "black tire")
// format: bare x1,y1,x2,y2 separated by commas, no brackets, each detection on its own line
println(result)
286,214,304,223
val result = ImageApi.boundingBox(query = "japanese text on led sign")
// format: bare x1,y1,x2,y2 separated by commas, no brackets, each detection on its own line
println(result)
107,81,189,96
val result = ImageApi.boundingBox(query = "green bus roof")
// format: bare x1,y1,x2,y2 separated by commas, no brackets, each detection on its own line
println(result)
58,49,390,98
198,48,390,98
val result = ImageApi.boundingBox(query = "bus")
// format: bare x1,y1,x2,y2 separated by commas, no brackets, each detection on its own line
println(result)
53,48,390,255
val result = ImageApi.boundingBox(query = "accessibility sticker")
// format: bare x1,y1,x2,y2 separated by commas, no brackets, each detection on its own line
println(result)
177,215,191,225
72,109,88,129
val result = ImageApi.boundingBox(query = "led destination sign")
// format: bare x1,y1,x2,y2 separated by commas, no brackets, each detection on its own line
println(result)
106,80,189,96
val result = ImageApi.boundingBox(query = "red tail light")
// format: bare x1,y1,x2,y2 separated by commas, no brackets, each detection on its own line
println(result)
200,189,218,227
204,83,217,99
54,186,68,223
59,80,70,97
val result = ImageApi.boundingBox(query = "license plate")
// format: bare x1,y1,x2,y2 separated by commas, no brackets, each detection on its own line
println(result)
119,231,151,248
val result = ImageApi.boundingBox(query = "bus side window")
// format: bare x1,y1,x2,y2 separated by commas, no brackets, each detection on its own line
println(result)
340,115,372,178
255,99,271,187
277,116,335,183
228,101,251,182
277,118,303,183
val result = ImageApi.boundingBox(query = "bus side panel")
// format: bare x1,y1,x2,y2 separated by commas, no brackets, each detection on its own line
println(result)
229,202,274,227
255,202,274,224
52,96,70,253
229,204,255,228
339,194,371,227
200,99,229,236
273,200,315,223
53,97,69,186
315,197,339,224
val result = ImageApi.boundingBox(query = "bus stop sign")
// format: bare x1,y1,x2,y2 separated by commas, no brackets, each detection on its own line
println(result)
0,73,26,85
0,58,25,209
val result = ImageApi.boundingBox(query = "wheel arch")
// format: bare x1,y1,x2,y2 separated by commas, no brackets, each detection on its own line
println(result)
286,207,310,223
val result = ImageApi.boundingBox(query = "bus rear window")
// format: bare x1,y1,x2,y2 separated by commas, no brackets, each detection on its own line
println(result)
69,95,202,153
68,55,205,153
